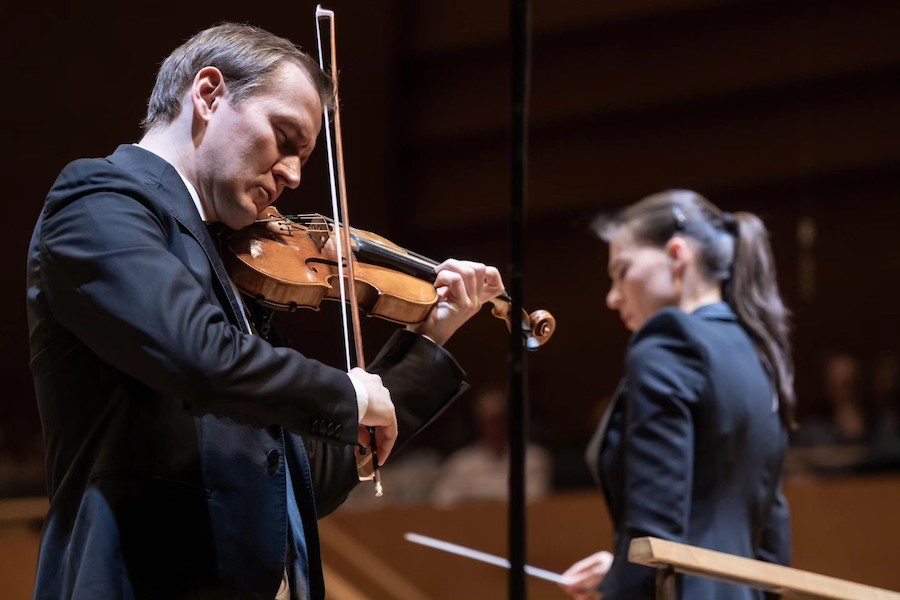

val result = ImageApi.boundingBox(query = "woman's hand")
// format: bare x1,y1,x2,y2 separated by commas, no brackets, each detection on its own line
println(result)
560,551,613,600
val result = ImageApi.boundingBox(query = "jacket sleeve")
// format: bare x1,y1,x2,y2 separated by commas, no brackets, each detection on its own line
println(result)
302,330,468,516
36,168,358,444
600,310,706,600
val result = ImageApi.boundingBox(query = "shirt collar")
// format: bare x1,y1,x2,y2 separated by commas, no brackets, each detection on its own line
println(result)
134,143,208,222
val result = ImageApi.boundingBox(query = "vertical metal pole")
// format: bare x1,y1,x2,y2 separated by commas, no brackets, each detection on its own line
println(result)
509,0,530,598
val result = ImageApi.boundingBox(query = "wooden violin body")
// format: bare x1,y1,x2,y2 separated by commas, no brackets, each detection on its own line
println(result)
225,208,438,324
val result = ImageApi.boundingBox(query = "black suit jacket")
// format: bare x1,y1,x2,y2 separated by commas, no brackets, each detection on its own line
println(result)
590,303,790,599
27,144,467,599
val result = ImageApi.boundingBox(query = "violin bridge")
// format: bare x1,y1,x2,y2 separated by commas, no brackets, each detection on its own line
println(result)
308,215,329,250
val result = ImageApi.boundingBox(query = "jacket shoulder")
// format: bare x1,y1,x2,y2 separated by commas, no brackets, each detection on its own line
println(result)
630,307,697,352
44,156,156,221
626,308,707,400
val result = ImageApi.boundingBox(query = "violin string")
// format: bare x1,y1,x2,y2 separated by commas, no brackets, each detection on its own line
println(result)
259,213,441,269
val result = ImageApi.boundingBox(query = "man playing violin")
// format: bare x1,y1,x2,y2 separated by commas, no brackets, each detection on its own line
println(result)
26,23,503,600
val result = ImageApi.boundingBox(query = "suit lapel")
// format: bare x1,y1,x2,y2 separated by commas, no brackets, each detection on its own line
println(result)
586,378,627,486
107,145,251,334
192,221,252,335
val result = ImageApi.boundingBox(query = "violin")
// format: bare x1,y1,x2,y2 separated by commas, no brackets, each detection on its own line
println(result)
223,206,556,350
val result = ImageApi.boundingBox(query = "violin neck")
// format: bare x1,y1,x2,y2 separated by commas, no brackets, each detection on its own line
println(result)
352,233,513,303
352,234,438,282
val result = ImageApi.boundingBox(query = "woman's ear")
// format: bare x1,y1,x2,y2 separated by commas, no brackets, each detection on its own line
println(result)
666,236,690,277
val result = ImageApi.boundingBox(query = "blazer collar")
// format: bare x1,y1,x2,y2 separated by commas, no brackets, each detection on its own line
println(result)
586,378,627,486
690,301,736,322
107,144,251,334
107,144,207,234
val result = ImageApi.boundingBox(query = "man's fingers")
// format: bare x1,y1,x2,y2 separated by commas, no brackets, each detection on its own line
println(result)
349,367,397,463
376,421,398,464
481,265,505,299
435,260,505,305
357,423,397,465
433,269,474,313
357,425,370,448
434,259,494,313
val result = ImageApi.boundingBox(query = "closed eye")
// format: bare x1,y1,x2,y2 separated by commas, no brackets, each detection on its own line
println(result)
608,260,627,281
276,128,296,153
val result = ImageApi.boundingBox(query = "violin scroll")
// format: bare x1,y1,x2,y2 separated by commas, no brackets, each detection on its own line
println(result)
489,296,556,350
521,308,556,350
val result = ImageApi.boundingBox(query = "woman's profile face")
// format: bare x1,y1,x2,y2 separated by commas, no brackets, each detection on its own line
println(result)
605,228,679,332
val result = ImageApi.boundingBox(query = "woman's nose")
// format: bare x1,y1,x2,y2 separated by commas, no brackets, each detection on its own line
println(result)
606,286,620,310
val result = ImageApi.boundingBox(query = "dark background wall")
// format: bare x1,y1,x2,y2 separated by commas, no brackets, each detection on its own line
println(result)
2,0,899,485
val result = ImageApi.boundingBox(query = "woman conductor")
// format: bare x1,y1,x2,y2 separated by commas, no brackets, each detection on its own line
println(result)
562,190,794,600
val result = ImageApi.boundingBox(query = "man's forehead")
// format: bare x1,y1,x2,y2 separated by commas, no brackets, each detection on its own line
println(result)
257,62,322,103
255,63,323,126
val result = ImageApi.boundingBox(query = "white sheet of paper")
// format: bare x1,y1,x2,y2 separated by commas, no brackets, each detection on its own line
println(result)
404,532,570,585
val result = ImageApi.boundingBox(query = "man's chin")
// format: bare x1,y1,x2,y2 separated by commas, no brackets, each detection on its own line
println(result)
220,210,258,231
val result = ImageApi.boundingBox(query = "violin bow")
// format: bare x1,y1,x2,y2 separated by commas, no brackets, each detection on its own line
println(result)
315,5,383,496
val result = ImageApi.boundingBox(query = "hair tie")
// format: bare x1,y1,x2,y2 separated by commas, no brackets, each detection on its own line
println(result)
722,212,738,234
671,205,687,231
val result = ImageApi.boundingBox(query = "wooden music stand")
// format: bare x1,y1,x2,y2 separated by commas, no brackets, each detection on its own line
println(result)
629,536,900,600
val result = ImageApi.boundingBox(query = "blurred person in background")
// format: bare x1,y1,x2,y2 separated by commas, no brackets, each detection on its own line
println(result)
788,349,876,476
866,353,900,469
561,190,793,600
431,386,551,507
794,350,867,447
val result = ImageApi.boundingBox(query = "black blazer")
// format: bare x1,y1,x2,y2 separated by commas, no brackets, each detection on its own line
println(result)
27,144,467,599
590,303,790,599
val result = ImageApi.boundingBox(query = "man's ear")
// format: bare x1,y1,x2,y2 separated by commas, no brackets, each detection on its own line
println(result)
191,66,226,123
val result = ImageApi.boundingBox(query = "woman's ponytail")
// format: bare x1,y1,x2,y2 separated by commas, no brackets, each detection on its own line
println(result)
726,212,796,429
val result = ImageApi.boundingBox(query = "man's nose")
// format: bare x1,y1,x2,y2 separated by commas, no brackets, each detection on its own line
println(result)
274,156,301,190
